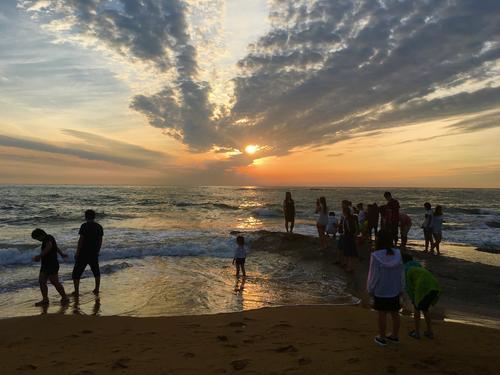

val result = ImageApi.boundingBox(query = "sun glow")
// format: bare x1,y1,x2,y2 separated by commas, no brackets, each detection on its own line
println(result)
245,144,259,154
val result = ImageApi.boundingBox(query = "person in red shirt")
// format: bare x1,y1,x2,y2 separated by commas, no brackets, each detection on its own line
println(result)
383,192,400,247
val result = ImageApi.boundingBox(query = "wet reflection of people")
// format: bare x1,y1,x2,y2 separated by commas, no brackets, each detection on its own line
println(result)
38,300,70,315
234,276,246,294
72,296,101,316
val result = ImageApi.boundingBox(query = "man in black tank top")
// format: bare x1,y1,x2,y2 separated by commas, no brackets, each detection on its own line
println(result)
72,209,104,296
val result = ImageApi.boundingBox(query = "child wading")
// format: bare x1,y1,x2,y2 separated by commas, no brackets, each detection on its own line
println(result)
31,228,69,306
233,235,247,278
403,254,441,339
367,230,404,347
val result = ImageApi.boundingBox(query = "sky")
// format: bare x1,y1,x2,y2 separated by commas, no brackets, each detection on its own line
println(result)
0,0,499,187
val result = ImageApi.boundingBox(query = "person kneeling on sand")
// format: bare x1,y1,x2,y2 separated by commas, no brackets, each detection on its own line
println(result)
367,230,404,346
233,235,247,278
31,229,69,306
402,253,441,339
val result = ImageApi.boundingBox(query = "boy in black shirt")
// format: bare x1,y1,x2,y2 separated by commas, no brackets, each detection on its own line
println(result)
31,228,69,306
72,209,104,296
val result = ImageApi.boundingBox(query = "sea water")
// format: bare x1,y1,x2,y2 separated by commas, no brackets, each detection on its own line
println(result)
0,186,499,318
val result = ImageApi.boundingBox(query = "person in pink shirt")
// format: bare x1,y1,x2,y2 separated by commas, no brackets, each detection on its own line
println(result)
399,212,412,250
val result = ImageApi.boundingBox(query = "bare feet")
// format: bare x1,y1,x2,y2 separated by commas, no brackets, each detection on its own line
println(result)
92,289,99,296
35,299,49,307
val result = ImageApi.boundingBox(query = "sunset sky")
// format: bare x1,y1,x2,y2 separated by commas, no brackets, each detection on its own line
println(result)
1,0,499,187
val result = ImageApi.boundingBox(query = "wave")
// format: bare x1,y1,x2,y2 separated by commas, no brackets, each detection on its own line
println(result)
0,238,237,266
0,212,134,225
174,202,239,210
250,207,283,218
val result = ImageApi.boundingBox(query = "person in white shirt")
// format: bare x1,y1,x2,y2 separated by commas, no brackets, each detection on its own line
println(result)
367,230,405,347
326,211,338,238
233,235,247,277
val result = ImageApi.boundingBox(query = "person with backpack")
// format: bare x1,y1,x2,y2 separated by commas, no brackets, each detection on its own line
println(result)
367,230,405,346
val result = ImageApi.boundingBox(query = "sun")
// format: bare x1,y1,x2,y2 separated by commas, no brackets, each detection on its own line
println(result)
245,145,259,154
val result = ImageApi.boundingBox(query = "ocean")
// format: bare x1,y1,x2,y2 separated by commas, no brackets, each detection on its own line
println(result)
1,185,499,318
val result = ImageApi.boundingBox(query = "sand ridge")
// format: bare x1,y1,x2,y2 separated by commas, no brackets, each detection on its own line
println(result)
1,305,499,374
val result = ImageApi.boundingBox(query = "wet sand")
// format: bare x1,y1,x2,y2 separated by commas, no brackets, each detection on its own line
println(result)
250,231,500,328
1,305,499,374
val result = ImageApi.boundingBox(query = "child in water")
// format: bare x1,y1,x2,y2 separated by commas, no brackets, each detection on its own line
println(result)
31,228,69,306
233,235,247,278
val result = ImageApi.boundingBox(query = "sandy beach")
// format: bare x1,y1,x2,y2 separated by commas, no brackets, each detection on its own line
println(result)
1,305,499,374
1,230,500,374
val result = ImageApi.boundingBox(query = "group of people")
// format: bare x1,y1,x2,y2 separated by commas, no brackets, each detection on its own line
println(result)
282,191,443,346
283,191,445,256
31,209,103,306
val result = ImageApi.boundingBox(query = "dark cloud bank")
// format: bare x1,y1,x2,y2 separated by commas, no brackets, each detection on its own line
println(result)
22,0,500,159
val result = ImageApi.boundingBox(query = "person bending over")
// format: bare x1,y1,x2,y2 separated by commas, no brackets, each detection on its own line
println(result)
403,253,441,339
72,209,103,296
31,228,69,306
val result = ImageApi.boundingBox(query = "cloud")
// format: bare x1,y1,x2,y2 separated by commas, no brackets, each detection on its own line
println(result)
0,130,168,167
21,0,216,151
20,0,500,157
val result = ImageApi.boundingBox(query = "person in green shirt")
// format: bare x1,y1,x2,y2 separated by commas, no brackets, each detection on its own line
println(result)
402,253,441,339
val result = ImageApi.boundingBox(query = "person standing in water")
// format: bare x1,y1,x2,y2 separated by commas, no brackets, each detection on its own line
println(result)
422,202,434,253
72,209,103,296
283,192,296,233
431,205,444,255
367,203,379,241
399,212,412,250
31,229,69,306
233,235,247,278
383,192,400,247
342,206,358,272
315,197,329,250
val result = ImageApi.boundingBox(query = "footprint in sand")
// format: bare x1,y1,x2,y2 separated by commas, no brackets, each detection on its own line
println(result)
81,330,93,334
421,356,442,366
182,352,195,358
217,335,228,341
228,322,246,328
347,357,360,364
273,323,293,329
298,357,312,366
16,364,37,371
274,345,298,353
112,358,130,369
230,359,250,370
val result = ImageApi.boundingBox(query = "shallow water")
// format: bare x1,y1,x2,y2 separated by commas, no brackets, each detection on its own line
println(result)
0,185,499,318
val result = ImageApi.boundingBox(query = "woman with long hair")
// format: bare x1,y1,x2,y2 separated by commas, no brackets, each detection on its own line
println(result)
315,196,328,249
367,230,404,347
283,191,296,233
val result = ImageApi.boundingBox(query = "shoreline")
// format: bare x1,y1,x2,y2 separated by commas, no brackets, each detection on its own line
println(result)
1,305,499,374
